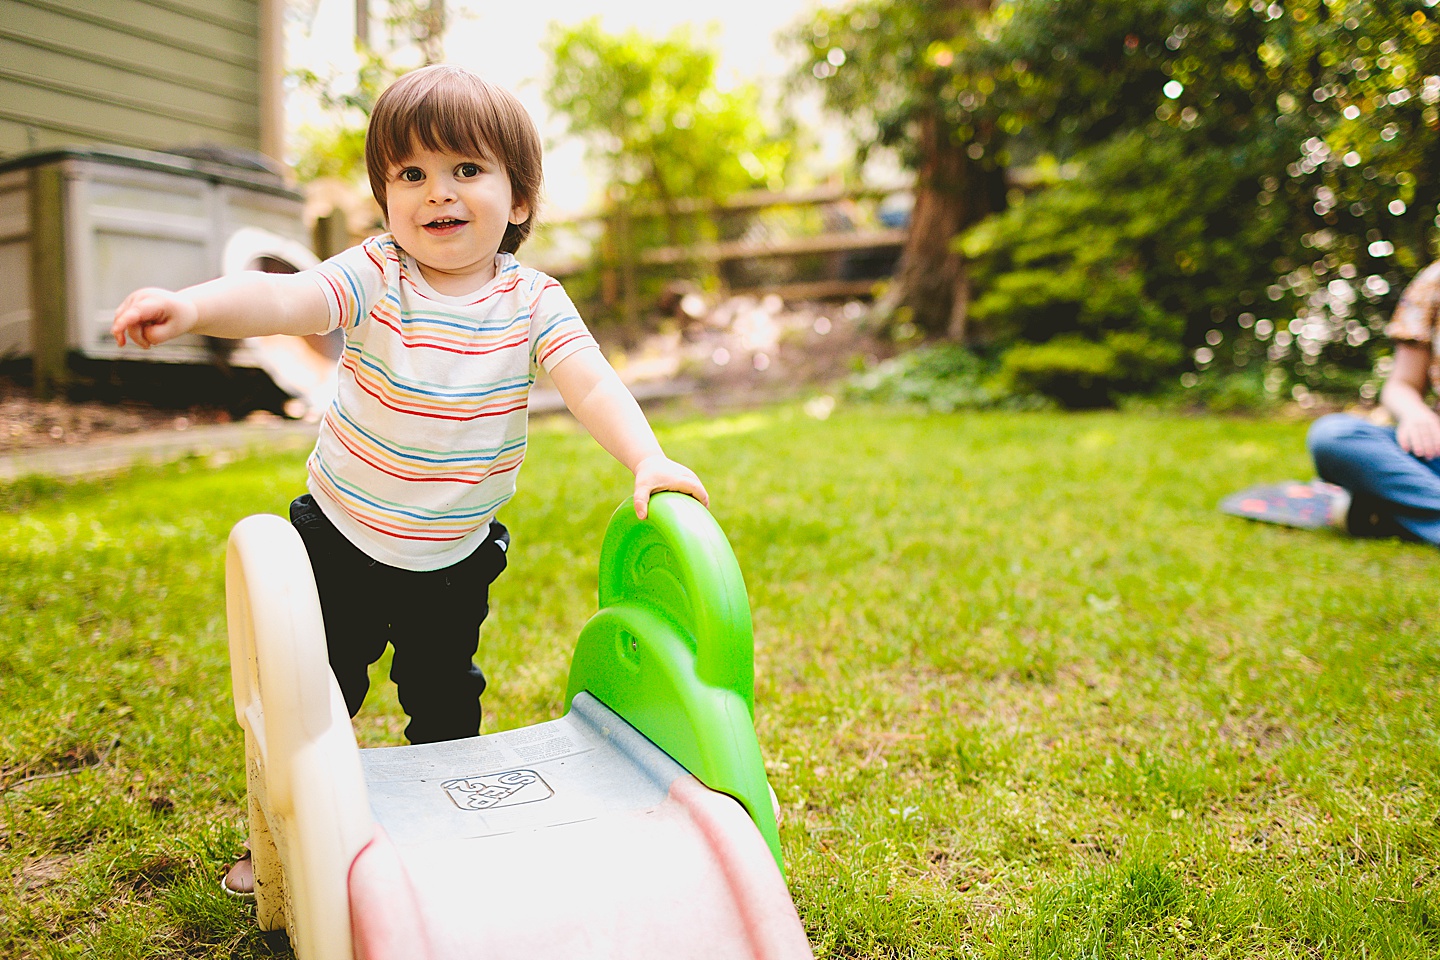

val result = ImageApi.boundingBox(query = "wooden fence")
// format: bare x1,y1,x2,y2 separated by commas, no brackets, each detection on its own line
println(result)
529,184,911,322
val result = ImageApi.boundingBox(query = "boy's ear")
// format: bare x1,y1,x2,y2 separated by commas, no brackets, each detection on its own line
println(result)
509,201,530,226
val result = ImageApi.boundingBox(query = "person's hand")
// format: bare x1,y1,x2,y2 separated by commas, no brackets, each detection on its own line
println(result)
1397,408,1440,459
112,288,199,348
632,455,709,519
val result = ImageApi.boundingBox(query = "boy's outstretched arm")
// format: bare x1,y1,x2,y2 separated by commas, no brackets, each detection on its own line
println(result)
549,348,709,519
111,272,331,349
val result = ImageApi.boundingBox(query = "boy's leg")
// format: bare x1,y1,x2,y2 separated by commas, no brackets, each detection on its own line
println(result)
1307,413,1440,544
388,521,509,744
289,495,389,716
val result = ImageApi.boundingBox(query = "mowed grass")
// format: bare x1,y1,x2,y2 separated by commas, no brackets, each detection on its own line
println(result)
1,405,1437,958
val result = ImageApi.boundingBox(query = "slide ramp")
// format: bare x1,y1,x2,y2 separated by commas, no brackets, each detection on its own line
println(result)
350,694,808,959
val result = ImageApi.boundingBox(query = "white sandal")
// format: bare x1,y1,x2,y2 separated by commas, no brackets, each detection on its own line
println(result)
220,851,255,898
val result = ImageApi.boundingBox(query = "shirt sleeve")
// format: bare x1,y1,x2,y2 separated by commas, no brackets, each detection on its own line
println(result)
306,235,389,333
529,276,598,372
1385,260,1440,343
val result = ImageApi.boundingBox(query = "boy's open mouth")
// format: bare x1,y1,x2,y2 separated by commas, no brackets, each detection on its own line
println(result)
424,217,468,230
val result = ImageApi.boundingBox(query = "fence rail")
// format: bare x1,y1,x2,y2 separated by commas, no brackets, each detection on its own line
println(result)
640,227,907,267
530,184,911,319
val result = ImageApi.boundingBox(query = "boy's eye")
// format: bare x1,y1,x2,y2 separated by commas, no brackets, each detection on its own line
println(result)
398,168,424,182
457,163,481,178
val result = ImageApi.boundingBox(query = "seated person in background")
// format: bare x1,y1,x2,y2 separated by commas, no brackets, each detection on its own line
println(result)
1308,260,1440,544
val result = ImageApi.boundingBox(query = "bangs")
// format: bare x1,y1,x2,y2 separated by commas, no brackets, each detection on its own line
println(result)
365,65,544,252
370,83,506,174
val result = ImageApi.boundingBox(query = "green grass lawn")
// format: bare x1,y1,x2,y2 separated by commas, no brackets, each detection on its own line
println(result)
1,405,1437,958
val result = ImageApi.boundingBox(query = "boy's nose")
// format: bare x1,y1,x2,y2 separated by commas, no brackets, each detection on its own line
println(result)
427,181,456,203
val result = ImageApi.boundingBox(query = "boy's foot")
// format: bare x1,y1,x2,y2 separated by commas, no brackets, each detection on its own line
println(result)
221,851,255,897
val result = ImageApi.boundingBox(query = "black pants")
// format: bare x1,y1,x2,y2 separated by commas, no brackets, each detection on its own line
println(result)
289,494,509,744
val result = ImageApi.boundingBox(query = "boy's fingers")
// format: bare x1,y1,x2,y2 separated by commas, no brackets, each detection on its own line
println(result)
675,480,708,508
633,473,660,519
113,291,176,348
633,479,710,520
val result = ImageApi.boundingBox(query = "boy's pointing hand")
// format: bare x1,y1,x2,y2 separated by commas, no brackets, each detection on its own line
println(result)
633,455,709,520
112,288,199,348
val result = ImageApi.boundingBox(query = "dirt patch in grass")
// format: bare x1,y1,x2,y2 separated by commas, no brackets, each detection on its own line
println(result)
1,737,119,792
17,854,72,898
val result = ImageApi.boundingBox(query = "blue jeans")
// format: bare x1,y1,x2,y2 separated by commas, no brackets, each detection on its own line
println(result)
1307,412,1440,545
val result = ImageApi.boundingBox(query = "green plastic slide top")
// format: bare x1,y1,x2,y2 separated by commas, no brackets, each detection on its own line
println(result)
565,493,782,870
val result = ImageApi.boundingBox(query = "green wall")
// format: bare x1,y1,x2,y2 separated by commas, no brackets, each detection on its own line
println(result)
0,0,263,158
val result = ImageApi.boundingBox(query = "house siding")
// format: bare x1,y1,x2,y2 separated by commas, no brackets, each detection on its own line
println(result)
0,0,263,158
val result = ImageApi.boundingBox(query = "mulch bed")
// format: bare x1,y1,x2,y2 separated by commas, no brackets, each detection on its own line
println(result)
0,387,240,454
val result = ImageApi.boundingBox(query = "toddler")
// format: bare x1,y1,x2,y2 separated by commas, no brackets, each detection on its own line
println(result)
111,65,708,890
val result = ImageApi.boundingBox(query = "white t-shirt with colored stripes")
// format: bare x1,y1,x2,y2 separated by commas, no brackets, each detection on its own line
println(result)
304,234,597,571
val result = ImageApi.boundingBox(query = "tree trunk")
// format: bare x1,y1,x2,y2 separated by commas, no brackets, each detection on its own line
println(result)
876,109,1004,340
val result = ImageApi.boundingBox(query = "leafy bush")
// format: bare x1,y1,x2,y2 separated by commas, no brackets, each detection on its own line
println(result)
847,336,1187,412
999,332,1181,409
846,344,1011,412
963,129,1279,364
1184,368,1277,415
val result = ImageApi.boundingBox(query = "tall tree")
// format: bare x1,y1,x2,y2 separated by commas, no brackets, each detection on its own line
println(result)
788,0,1005,339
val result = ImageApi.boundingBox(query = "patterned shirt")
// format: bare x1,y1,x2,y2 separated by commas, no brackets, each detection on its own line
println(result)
305,234,597,571
1384,259,1440,397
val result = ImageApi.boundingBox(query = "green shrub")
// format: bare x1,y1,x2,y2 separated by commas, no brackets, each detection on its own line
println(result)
958,128,1296,406
999,333,1181,409
1184,368,1278,415
847,344,1011,412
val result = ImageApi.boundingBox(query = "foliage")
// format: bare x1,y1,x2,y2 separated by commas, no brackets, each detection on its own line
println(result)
846,343,1010,411
291,50,404,184
1176,366,1285,413
999,332,1183,408
786,0,1005,338
289,1,448,185
784,0,994,167
3,408,1439,955
964,133,1240,342
975,0,1283,158
543,20,800,324
545,20,794,212
1252,0,1440,399
960,128,1269,401
963,0,1440,403
793,0,1440,403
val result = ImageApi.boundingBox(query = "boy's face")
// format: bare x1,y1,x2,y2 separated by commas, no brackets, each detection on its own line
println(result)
385,145,530,294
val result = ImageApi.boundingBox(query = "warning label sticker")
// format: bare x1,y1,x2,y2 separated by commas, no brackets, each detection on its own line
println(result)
441,769,554,811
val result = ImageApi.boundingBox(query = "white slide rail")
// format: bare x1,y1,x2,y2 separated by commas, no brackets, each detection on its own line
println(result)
226,514,374,960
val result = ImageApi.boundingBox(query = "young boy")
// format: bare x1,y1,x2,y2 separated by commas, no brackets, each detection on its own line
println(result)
111,65,708,890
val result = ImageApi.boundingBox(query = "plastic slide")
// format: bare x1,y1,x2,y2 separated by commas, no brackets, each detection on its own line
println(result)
224,493,813,960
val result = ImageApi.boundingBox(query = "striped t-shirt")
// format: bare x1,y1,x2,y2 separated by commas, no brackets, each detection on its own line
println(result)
304,234,597,571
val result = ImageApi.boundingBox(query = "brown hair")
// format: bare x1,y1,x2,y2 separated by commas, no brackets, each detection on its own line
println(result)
366,65,542,254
